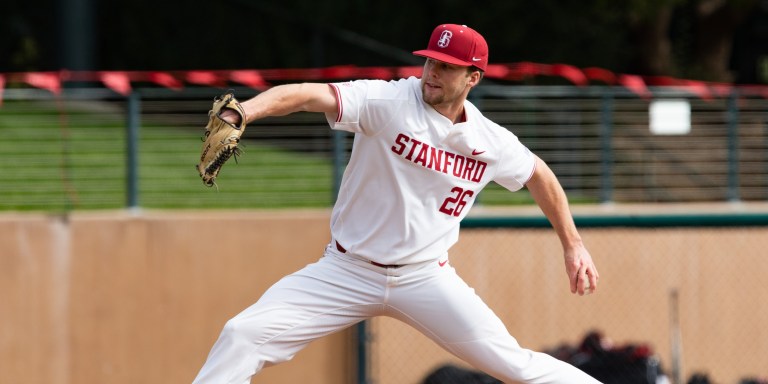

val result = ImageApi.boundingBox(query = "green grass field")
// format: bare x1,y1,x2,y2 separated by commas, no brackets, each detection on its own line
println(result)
1,100,334,211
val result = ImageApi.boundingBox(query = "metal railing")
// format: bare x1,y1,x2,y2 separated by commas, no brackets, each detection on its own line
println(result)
1,84,766,211
472,85,768,204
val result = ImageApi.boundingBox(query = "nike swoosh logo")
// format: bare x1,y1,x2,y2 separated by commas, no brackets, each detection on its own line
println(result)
472,57,482,62
472,149,485,156
438,259,448,267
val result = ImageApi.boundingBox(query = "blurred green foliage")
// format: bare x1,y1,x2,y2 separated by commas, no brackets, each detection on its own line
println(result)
1,0,766,83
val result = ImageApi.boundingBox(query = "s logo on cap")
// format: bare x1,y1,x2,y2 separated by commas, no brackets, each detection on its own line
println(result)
413,23,489,71
437,30,452,48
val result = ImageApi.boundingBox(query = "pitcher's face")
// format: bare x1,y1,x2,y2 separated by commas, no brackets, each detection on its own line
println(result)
420,58,474,107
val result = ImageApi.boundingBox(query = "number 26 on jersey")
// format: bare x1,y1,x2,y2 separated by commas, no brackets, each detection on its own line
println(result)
439,187,474,217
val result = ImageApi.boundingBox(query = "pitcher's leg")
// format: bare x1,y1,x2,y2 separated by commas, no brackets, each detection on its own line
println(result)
192,256,382,384
441,325,601,383
387,264,601,384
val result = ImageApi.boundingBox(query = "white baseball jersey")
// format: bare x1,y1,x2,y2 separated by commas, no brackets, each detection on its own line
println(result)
326,77,535,265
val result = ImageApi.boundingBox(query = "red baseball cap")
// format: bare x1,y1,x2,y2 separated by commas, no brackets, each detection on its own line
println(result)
413,24,489,71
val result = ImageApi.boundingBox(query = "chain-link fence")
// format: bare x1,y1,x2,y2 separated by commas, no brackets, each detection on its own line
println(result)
368,220,768,384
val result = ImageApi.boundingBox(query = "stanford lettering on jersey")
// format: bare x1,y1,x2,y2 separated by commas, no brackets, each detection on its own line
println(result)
391,133,487,183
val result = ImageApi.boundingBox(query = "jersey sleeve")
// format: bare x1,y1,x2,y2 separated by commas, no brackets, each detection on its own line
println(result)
493,131,537,192
326,81,366,134
325,79,406,136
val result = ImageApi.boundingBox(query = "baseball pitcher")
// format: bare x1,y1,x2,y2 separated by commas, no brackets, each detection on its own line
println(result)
194,23,601,384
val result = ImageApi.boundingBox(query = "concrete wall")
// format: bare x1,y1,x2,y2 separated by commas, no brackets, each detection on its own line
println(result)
2,209,767,384
0,211,351,384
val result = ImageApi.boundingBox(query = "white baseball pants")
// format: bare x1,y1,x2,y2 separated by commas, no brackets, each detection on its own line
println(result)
192,244,601,384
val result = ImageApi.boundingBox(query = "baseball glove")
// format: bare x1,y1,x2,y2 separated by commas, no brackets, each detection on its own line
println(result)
197,92,247,187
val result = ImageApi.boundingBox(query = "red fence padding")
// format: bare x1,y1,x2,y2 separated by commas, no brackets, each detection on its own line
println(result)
1,63,767,102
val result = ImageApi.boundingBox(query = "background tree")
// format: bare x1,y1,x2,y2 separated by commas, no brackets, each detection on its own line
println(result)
1,0,765,84
622,0,760,82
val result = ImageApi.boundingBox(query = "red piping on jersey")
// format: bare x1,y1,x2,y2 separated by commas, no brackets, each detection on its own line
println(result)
523,158,537,185
329,83,343,123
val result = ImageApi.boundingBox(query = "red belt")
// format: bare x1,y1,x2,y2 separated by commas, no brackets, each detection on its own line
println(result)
335,241,403,269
